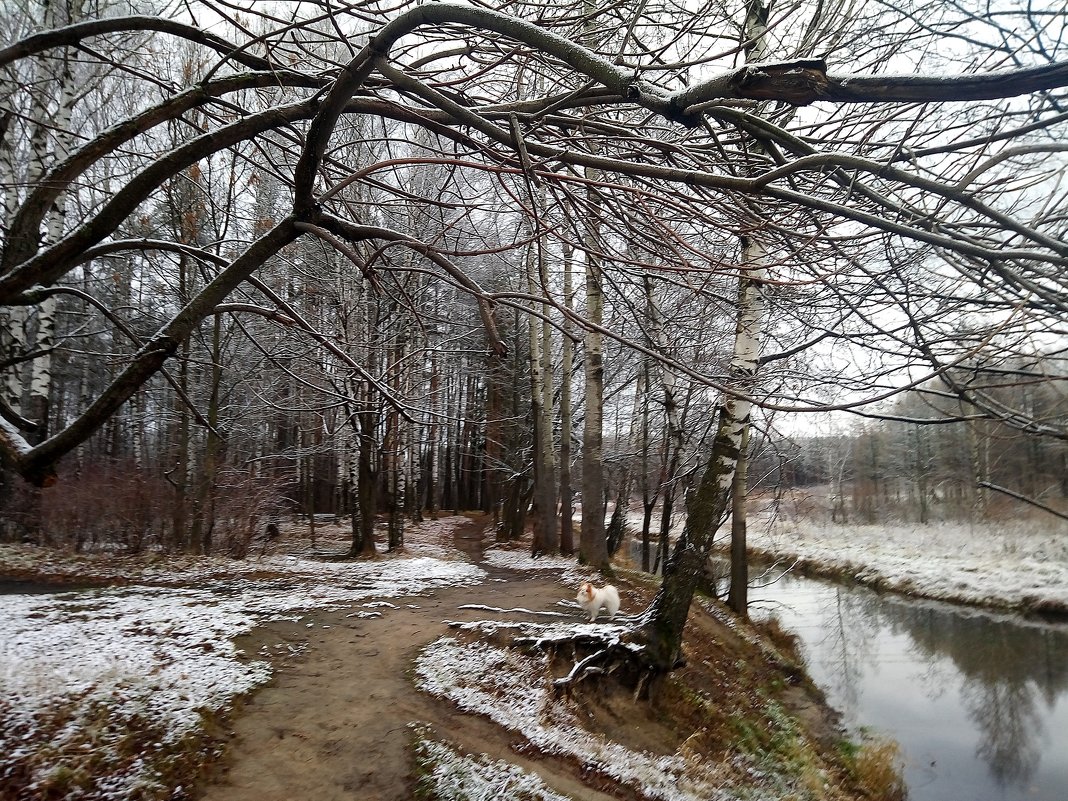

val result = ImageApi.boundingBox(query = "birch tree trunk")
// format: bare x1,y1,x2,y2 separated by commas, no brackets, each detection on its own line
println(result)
388,333,408,551
724,0,774,617
641,235,767,669
426,347,441,516
0,106,26,427
26,4,78,443
726,425,751,615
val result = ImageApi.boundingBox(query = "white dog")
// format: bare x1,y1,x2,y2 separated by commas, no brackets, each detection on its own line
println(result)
575,582,620,622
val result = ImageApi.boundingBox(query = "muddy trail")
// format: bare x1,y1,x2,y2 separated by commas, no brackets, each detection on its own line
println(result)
198,524,609,801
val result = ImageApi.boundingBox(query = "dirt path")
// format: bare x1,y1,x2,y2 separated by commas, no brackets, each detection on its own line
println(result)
198,535,609,801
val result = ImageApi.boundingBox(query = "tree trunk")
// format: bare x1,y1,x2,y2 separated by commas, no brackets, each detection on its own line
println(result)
426,348,441,516
194,313,224,555
726,425,750,616
26,21,77,444
356,401,377,556
558,243,575,555
580,174,607,569
639,359,653,572
528,239,558,555
641,235,767,670
388,335,408,551
483,352,504,525
347,409,362,554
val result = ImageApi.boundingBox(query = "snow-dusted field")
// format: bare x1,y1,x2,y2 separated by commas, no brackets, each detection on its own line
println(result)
0,521,485,800
746,516,1068,614
623,503,1068,615
6,506,1063,800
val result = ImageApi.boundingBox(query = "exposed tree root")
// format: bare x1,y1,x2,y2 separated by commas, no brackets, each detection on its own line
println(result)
514,622,665,699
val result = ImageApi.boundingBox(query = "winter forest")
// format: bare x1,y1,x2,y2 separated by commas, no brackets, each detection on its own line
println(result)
3,0,1068,799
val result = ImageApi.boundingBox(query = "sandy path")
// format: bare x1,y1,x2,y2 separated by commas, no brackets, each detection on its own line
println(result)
198,555,609,801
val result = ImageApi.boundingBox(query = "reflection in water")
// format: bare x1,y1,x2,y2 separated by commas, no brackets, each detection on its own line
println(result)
748,572,1068,801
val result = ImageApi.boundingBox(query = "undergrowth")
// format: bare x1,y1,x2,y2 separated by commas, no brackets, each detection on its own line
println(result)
838,735,908,801
0,694,235,801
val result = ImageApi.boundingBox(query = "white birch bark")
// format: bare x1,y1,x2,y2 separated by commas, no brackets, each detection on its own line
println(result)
390,334,408,549
27,1,80,439
427,347,441,514
0,88,26,416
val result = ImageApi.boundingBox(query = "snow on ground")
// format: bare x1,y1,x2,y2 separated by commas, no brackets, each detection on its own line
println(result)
746,515,1068,614
482,546,593,587
624,503,1068,614
412,730,573,801
15,504,1060,799
415,621,817,801
0,518,485,800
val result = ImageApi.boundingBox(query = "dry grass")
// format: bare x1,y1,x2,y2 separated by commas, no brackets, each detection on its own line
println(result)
841,736,908,801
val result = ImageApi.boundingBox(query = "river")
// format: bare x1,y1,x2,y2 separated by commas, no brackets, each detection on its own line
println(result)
745,568,1068,801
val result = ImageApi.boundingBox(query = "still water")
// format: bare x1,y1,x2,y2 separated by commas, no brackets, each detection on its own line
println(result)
747,571,1068,801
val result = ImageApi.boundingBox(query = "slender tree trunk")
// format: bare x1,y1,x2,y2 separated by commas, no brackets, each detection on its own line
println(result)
388,336,408,551
643,273,686,574
580,175,608,568
170,343,191,552
528,238,558,555
194,314,224,555
720,0,775,617
558,243,575,555
356,401,377,556
727,425,751,616
26,20,77,444
640,360,653,572
347,406,362,554
968,416,989,520
426,348,441,516
484,352,503,525
642,235,767,670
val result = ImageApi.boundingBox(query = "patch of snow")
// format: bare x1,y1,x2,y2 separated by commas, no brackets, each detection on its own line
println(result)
457,603,572,618
481,548,592,586
747,518,1068,613
413,732,574,801
0,545,486,799
415,627,743,801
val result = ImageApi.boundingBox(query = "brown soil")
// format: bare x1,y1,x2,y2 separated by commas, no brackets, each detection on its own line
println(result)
196,521,859,801
199,574,607,801
197,514,624,801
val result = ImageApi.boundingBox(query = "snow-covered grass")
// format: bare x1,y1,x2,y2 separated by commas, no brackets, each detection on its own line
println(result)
412,729,573,801
746,515,1068,615
481,546,593,587
0,518,486,800
623,500,1068,615
415,620,833,801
